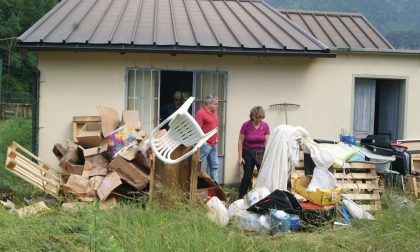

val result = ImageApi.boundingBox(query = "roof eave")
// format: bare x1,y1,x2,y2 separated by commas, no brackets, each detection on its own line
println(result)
17,43,335,58
333,48,420,56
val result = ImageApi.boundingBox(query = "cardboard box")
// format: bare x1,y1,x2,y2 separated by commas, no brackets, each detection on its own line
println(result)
76,122,103,148
109,150,150,190
52,143,67,161
97,171,122,200
292,176,341,206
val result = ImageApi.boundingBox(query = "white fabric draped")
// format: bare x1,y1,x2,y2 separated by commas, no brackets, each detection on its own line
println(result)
256,125,335,192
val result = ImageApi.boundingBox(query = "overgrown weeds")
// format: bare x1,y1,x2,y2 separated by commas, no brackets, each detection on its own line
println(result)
0,119,419,251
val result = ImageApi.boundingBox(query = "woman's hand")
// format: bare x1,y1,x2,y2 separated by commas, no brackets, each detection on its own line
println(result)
238,157,245,167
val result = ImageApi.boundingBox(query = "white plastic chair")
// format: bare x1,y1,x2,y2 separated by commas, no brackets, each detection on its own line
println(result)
149,97,217,164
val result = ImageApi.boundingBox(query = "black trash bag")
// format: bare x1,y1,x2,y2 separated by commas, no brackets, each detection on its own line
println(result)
247,190,302,215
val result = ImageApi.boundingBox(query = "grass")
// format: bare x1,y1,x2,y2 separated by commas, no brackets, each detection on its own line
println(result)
0,118,420,251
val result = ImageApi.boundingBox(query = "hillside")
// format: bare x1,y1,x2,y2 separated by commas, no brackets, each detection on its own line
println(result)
267,0,420,49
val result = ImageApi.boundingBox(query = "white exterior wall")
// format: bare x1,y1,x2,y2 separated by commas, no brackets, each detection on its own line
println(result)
38,52,420,184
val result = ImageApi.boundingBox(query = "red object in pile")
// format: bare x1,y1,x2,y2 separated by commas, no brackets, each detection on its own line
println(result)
391,143,408,153
300,201,335,211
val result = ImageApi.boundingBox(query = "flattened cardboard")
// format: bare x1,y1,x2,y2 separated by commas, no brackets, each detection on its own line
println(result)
82,154,109,178
97,171,122,200
76,122,103,148
65,175,90,194
97,105,120,136
90,176,105,191
109,152,149,190
121,110,141,130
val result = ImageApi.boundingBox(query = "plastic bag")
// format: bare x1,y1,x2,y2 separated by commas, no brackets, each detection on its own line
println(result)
245,187,270,206
206,197,229,227
306,167,337,192
228,199,246,219
339,129,356,146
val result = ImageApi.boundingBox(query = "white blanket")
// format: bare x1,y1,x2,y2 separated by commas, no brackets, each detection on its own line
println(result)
256,125,335,192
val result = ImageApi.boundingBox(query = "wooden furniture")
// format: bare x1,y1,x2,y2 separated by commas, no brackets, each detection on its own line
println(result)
407,175,420,197
5,142,61,199
148,146,200,205
72,116,101,143
411,154,420,174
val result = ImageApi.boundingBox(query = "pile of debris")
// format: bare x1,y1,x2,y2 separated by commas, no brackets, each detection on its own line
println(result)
4,105,226,215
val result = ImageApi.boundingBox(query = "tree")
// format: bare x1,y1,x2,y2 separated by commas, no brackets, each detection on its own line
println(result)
0,0,58,92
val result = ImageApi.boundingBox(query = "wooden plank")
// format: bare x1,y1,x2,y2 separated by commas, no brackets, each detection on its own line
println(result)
343,162,376,169
189,151,200,204
337,183,379,191
342,193,381,201
356,204,382,211
335,173,378,180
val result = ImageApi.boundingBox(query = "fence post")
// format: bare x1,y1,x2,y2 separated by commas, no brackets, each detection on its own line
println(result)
0,58,3,120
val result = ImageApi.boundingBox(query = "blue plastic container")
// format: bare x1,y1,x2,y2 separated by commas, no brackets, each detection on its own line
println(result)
290,215,300,232
270,209,290,234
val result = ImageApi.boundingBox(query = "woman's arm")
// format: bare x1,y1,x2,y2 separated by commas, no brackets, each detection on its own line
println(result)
264,134,269,145
238,134,245,166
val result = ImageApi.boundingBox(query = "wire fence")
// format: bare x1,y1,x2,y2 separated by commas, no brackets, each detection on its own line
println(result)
0,91,33,120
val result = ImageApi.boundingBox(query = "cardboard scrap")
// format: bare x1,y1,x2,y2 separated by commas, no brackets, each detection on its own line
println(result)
90,176,105,191
109,150,150,190
97,172,122,200
97,105,120,136
64,175,90,194
16,201,49,217
82,155,109,178
121,110,141,130
99,196,118,210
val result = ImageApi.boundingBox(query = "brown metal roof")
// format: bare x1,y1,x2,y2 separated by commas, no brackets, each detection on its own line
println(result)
280,9,393,50
18,0,333,57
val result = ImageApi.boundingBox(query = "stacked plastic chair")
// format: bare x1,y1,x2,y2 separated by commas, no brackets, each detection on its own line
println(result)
149,97,217,165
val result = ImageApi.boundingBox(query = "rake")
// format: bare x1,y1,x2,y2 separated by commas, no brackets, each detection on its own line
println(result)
269,102,301,125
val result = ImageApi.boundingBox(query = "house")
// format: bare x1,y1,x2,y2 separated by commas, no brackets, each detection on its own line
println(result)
18,0,420,185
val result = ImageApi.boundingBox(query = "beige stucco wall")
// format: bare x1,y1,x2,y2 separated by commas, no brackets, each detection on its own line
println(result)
38,51,420,184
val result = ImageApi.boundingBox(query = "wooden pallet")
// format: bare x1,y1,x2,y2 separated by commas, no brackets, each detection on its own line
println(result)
5,142,61,198
407,175,420,197
335,162,381,211
292,159,381,211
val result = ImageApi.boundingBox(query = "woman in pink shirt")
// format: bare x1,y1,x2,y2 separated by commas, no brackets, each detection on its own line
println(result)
238,106,270,198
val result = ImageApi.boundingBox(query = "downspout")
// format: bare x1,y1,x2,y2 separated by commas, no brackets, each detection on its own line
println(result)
20,49,40,155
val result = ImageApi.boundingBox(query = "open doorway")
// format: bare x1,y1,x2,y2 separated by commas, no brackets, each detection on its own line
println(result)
353,78,406,141
159,70,193,122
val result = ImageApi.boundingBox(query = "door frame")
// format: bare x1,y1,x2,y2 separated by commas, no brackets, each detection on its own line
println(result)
351,74,408,139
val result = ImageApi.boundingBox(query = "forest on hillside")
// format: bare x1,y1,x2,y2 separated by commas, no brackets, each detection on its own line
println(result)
267,0,420,50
